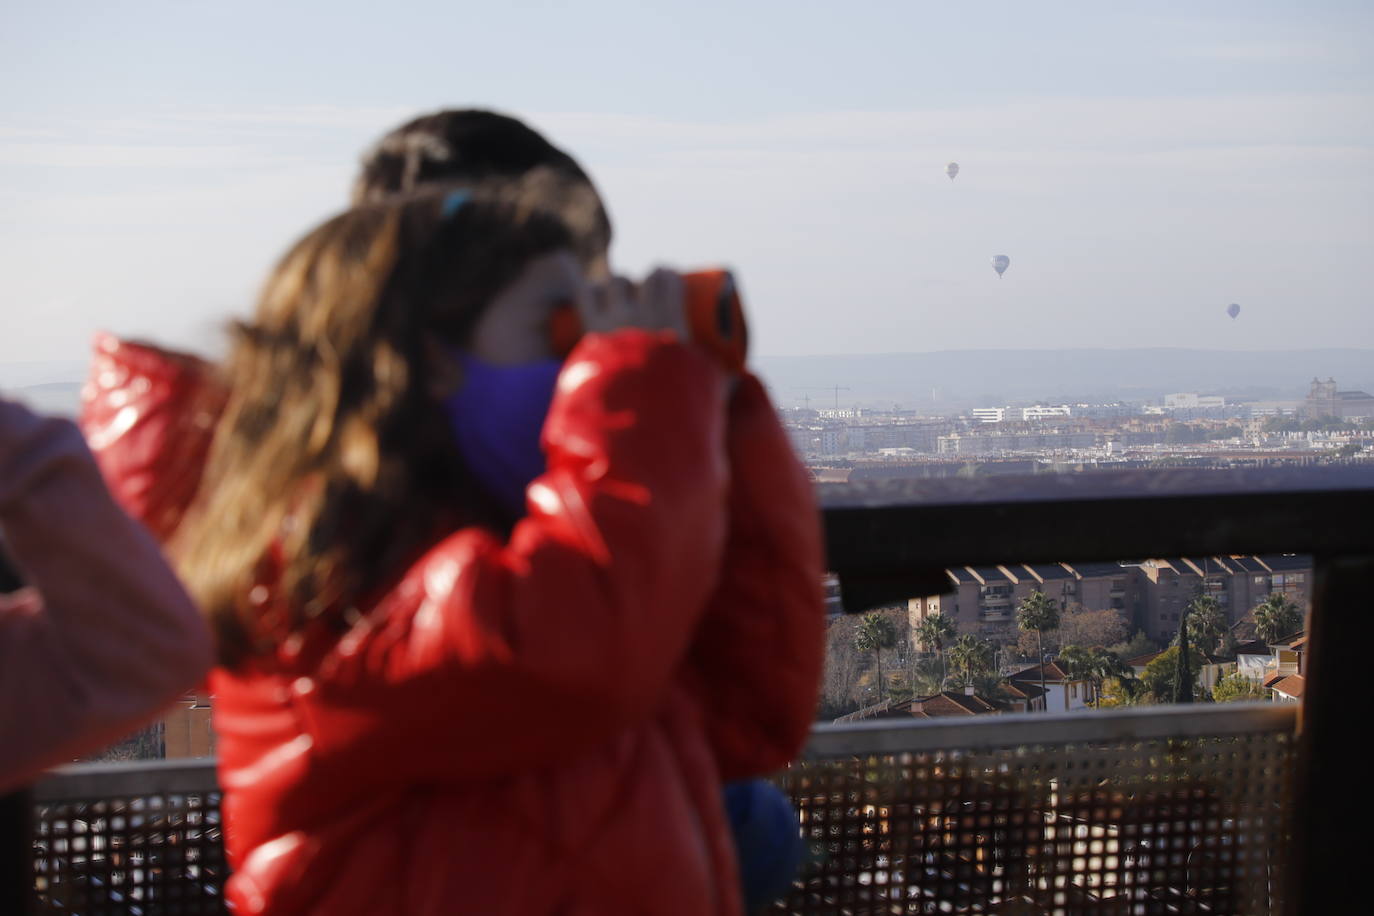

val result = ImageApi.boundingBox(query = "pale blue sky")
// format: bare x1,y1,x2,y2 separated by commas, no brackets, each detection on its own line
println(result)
2,1,1371,368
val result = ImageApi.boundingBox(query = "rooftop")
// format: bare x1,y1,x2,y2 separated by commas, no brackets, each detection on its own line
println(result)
1009,660,1073,683
968,565,1010,585
1021,562,1075,581
1259,553,1313,571
1270,674,1306,698
1063,560,1129,578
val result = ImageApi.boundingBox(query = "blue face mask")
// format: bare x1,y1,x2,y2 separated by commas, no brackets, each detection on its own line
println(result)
444,353,563,517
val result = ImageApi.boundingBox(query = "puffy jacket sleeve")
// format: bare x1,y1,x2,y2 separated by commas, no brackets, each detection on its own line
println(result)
0,399,213,792
286,331,730,782
684,375,826,780
79,333,227,542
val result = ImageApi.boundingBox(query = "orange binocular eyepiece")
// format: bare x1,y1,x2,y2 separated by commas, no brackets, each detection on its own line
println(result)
547,269,749,373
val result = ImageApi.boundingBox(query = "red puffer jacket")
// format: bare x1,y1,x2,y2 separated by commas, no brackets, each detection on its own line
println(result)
81,330,825,915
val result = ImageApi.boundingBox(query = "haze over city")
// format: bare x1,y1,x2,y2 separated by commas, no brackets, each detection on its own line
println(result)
2,0,1371,382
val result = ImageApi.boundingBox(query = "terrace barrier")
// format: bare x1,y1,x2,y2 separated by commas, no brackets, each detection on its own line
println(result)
13,465,1373,914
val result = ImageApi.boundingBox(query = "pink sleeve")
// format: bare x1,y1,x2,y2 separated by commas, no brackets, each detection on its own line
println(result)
0,398,213,791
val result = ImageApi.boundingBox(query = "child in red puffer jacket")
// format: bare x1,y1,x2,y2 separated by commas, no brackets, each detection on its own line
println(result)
82,181,824,915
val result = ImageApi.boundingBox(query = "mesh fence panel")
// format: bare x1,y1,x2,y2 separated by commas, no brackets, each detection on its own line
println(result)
32,786,225,914
28,711,1293,915
771,722,1294,915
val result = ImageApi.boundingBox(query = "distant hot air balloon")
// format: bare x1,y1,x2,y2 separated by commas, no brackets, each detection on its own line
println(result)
991,255,1010,278
946,162,959,181
1227,303,1240,319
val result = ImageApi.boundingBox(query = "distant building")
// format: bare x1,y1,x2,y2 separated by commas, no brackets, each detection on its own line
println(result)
971,405,1073,423
1164,393,1226,409
1021,405,1073,421
834,688,1002,722
1303,377,1374,420
971,407,1008,424
1263,632,1307,703
905,555,1312,647
938,430,1097,455
1007,661,1090,712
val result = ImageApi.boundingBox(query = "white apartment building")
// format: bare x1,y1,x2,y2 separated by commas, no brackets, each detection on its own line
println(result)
1164,393,1226,409
971,407,1008,424
972,405,1073,423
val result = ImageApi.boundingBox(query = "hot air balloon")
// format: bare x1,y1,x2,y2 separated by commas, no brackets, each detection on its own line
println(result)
946,162,959,181
991,255,1010,278
1227,303,1240,319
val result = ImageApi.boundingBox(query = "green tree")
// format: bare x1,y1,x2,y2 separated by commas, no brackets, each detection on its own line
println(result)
1060,607,1129,651
855,612,899,702
915,612,957,686
1165,423,1205,445
1108,630,1160,661
1213,673,1268,703
1058,645,1128,706
1185,595,1228,657
948,633,995,687
1253,593,1303,645
907,657,945,697
1088,648,1130,706
1057,644,1094,698
1098,674,1149,707
1262,416,1300,433
1141,645,1205,703
1174,606,1195,703
1017,591,1061,708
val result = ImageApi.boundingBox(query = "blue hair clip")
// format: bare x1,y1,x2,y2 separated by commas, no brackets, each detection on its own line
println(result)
441,189,472,219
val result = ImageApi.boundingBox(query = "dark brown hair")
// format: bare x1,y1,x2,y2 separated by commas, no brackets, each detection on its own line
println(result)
176,184,573,667
353,109,612,265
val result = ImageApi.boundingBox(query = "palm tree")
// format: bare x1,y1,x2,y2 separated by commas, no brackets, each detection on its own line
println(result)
855,612,899,702
915,613,957,686
1253,593,1303,645
1100,674,1149,706
1016,591,1061,708
949,634,995,688
908,657,945,697
1185,594,1228,657
1087,647,1129,707
1057,644,1094,704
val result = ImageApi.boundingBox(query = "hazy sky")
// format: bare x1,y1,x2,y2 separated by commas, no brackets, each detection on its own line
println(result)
2,0,1371,369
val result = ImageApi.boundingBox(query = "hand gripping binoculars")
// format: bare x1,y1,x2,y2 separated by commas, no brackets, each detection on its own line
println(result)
548,269,749,372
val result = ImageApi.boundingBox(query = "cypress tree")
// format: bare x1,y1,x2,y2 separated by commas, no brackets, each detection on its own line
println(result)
1173,605,1194,704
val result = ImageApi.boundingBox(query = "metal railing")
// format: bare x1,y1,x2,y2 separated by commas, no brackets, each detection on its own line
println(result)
29,760,224,914
778,703,1295,914
25,704,1295,916
14,464,1374,914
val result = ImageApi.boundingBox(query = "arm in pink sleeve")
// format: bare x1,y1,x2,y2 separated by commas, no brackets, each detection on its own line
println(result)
0,398,213,791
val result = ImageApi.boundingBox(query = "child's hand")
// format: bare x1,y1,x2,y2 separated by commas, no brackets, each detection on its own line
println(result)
582,267,688,341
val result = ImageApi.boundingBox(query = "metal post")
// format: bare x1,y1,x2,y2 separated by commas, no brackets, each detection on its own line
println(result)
1288,554,1372,915
0,789,31,915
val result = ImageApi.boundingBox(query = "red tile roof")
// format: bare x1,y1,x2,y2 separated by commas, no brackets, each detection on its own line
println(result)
1009,661,1074,683
1270,674,1305,698
924,691,999,716
1126,651,1164,669
1000,681,1046,700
